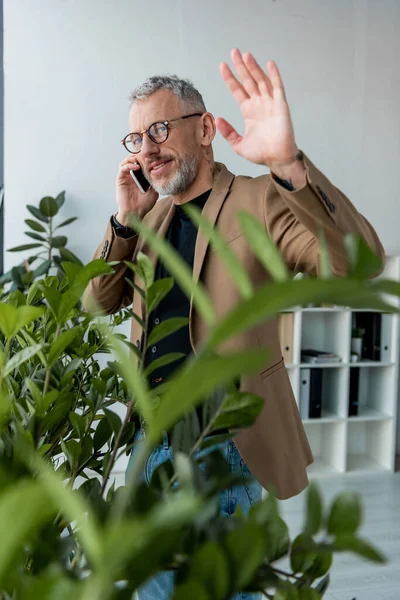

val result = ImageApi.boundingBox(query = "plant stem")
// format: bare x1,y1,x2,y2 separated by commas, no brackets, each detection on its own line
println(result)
271,567,304,582
48,217,53,263
100,398,134,496
43,324,60,396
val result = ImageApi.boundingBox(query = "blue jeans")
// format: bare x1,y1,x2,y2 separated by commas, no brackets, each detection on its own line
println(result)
126,429,263,600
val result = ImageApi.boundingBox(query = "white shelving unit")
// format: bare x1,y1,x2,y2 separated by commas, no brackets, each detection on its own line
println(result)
280,256,400,476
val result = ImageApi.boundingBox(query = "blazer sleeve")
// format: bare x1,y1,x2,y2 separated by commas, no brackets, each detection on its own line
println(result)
82,217,138,314
263,152,385,276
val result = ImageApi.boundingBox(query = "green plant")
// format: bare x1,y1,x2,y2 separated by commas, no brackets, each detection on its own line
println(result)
351,327,366,339
0,197,397,599
1,191,82,293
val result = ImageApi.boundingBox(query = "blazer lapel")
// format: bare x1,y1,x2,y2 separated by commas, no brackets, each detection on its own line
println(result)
192,163,235,286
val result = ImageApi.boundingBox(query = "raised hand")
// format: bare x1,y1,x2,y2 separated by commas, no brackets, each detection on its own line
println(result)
217,49,301,174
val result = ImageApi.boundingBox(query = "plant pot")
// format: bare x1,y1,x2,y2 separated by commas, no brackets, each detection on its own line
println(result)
351,337,363,359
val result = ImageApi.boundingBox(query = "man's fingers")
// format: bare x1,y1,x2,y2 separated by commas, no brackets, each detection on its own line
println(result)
242,52,273,97
267,60,287,100
215,117,242,147
220,62,249,105
231,48,260,97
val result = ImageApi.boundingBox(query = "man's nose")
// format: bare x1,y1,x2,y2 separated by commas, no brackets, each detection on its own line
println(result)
140,134,160,160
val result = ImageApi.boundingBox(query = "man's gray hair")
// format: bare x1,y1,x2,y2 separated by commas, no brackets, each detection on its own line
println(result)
129,75,207,112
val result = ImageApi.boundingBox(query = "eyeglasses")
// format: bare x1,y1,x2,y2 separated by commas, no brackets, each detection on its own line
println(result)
121,113,203,154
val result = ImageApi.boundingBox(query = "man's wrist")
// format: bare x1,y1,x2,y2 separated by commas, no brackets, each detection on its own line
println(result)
112,214,135,238
269,150,306,191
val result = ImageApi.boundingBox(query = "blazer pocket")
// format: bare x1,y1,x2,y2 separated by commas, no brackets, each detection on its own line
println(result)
209,229,244,255
260,357,285,380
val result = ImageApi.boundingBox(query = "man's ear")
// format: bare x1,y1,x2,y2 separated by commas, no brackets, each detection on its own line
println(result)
200,112,217,146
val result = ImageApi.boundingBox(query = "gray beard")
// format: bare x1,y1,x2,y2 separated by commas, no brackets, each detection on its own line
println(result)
148,154,199,196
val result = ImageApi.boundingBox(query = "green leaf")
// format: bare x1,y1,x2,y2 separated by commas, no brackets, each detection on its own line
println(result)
42,285,62,319
207,277,394,351
55,216,78,229
318,230,333,279
57,259,114,322
173,581,211,600
103,407,122,435
184,203,253,298
304,551,332,580
62,439,81,470
25,218,47,232
33,259,53,278
274,584,300,600
150,349,267,443
290,534,317,574
136,251,155,289
144,352,185,377
40,196,59,217
93,417,113,451
4,344,44,376
25,231,46,242
187,542,230,600
27,448,102,568
48,327,83,365
314,574,330,596
223,524,265,590
51,235,68,248
7,242,42,252
69,412,87,438
62,261,83,284
298,589,321,600
333,534,386,563
146,277,174,314
59,247,83,265
147,317,189,347
327,492,362,536
27,204,49,223
129,214,215,326
304,481,323,536
238,211,289,281
344,233,383,279
213,392,264,430
0,303,18,337
17,573,82,600
11,266,25,288
55,190,66,210
0,480,57,583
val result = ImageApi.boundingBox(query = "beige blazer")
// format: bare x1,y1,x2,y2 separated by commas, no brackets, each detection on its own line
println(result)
83,153,384,499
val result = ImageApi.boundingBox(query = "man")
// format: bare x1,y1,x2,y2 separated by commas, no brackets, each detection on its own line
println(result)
84,49,384,599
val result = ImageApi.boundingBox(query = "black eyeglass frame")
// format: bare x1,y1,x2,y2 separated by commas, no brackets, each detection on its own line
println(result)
121,113,203,154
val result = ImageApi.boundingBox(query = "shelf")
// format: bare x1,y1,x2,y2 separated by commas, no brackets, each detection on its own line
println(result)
301,307,344,312
307,457,340,476
347,454,390,473
303,411,344,424
299,362,345,368
348,409,392,422
350,361,395,368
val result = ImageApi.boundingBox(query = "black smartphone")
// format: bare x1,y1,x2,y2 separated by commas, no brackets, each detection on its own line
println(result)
130,167,151,193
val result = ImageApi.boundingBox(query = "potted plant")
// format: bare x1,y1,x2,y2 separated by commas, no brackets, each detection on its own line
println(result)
351,327,366,361
0,194,394,598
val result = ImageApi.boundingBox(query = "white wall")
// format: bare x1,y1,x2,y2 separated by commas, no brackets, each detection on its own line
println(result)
3,0,400,266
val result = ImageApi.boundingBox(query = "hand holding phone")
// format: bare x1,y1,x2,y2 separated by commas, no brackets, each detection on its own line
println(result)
116,158,158,224
129,166,151,193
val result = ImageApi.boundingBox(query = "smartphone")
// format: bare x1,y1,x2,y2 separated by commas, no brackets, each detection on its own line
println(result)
130,167,151,193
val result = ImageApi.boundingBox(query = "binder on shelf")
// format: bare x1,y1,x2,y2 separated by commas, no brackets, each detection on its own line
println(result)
277,312,294,364
349,367,360,416
299,368,323,418
355,312,382,361
299,369,311,419
301,349,342,364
